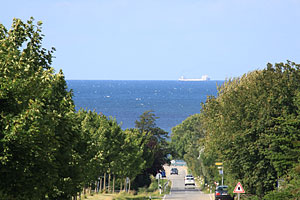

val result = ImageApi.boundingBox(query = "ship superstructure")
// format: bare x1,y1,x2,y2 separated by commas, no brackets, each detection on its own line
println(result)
178,75,210,81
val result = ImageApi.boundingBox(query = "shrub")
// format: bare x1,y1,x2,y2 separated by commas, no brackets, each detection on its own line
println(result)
263,190,293,200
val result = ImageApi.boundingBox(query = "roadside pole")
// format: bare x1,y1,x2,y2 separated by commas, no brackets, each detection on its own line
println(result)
158,177,160,194
215,162,223,185
156,173,162,195
158,177,161,195
221,166,224,185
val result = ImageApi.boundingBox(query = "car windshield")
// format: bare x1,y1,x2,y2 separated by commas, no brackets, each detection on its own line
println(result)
187,177,194,180
217,186,228,192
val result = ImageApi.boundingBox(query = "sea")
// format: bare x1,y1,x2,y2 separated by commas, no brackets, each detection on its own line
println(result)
66,80,223,134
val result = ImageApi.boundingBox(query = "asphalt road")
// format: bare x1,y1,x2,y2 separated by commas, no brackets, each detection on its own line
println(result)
163,165,214,200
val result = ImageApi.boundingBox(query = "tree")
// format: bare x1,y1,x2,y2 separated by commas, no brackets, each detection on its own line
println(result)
0,18,82,199
76,110,149,193
200,61,300,197
118,128,147,191
171,114,204,158
170,114,220,186
76,110,106,188
263,164,300,200
133,110,170,188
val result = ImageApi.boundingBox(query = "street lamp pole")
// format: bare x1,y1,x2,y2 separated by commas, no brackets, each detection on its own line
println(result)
215,162,223,185
222,166,224,185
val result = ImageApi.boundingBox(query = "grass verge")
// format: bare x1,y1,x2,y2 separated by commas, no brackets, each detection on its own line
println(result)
81,176,171,200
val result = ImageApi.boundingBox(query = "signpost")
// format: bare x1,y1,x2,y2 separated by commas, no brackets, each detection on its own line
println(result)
233,182,245,200
155,173,162,180
215,162,223,185
155,173,162,194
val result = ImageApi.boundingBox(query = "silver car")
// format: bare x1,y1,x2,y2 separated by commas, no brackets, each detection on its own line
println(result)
184,175,195,186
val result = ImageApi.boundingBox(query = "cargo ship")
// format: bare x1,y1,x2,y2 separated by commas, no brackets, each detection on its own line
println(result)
178,75,210,81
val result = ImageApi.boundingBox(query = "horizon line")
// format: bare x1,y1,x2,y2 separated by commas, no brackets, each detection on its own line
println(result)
65,79,225,81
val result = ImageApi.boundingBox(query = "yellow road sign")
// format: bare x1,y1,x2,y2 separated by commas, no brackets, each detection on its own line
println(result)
215,162,223,166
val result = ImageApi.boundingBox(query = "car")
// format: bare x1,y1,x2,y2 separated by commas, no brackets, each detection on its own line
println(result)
185,174,193,178
170,168,178,175
184,175,195,186
215,185,233,200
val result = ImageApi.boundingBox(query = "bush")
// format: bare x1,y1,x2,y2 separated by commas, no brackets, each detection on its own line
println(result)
263,190,293,200
138,187,147,194
240,194,260,200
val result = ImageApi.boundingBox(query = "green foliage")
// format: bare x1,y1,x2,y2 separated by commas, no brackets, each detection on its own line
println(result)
120,128,147,180
263,190,293,200
241,195,260,200
76,110,107,184
0,18,151,199
171,114,203,158
76,110,148,190
170,114,213,180
0,17,81,199
145,175,169,194
199,61,300,197
170,61,300,198
263,164,300,200
133,110,170,189
135,110,158,134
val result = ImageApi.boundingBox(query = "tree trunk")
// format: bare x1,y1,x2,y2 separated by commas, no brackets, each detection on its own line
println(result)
103,173,106,192
120,179,123,192
108,173,111,193
99,178,102,193
96,179,99,193
124,178,127,192
112,175,115,193
128,178,131,193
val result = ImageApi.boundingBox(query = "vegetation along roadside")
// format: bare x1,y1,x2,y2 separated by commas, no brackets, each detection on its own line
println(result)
0,18,170,200
171,62,300,199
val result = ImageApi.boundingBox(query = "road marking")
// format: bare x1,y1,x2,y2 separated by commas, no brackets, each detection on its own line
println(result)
162,194,166,200
209,193,213,200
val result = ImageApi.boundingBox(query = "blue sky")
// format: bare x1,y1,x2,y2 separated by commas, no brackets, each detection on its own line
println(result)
2,0,300,80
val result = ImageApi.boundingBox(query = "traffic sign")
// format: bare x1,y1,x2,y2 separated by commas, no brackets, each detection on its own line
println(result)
155,173,162,179
233,182,245,193
215,162,223,166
